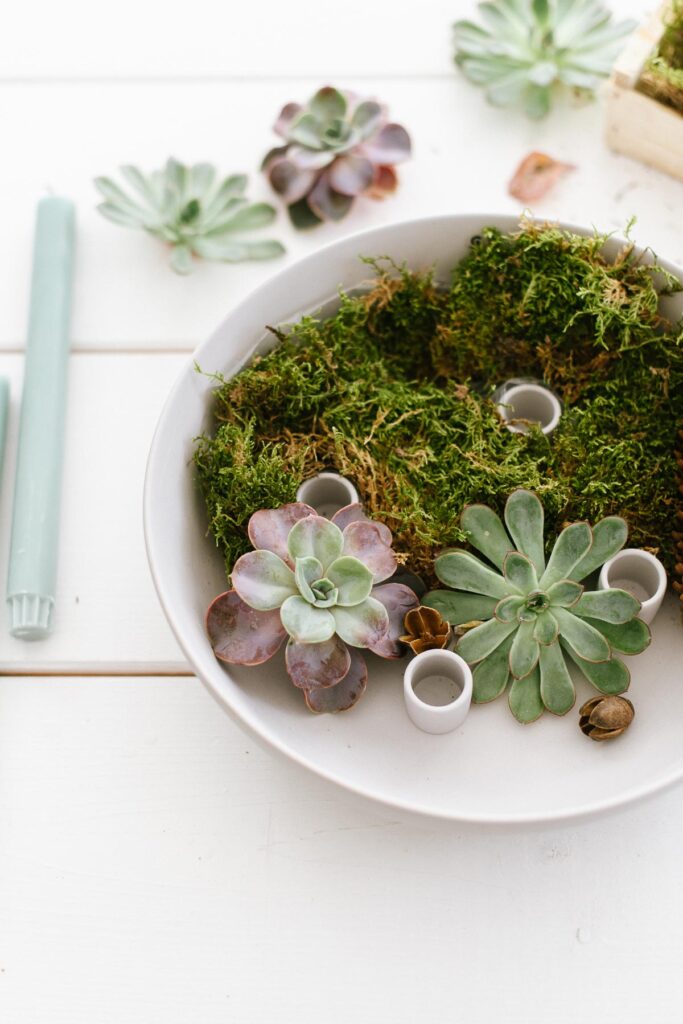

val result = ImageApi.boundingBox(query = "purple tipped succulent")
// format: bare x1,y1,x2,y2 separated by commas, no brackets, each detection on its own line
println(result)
206,502,418,712
262,86,412,228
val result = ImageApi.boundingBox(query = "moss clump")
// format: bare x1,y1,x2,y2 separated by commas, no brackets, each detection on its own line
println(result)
639,1,683,115
194,422,303,569
194,222,683,586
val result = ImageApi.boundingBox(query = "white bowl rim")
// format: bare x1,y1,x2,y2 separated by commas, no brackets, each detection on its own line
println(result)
144,212,683,826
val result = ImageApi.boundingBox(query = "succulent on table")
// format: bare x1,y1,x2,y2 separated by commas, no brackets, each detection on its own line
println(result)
262,86,412,228
453,0,636,118
423,490,651,724
206,502,418,713
95,158,285,274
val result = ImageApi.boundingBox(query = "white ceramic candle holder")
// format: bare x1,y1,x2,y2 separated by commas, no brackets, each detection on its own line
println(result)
598,549,667,626
496,381,562,435
296,473,360,518
403,649,473,735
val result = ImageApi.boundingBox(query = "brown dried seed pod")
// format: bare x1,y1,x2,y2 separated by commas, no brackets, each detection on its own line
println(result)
579,695,635,742
400,606,451,655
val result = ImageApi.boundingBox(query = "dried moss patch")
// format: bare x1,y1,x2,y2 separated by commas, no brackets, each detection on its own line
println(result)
194,223,683,585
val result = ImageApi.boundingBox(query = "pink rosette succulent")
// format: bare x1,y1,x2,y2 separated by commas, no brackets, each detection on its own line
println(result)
206,502,418,713
262,86,412,228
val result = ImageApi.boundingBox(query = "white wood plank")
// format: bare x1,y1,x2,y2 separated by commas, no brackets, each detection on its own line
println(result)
0,0,462,80
0,353,188,672
1,675,682,1024
0,0,654,80
2,72,683,352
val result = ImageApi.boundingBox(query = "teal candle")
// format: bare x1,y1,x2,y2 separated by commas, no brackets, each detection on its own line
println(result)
0,377,9,484
7,196,75,639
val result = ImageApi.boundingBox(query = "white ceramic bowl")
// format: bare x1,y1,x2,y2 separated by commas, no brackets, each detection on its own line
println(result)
144,214,683,825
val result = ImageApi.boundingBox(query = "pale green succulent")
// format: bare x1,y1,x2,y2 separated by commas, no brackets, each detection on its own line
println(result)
424,490,651,723
454,0,635,118
95,158,285,274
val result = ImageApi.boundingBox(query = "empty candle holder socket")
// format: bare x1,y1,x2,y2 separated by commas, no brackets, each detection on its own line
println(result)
403,648,473,735
495,380,562,435
598,549,667,625
296,472,359,518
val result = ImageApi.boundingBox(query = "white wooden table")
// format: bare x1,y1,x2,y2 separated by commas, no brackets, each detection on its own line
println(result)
2,2,683,1020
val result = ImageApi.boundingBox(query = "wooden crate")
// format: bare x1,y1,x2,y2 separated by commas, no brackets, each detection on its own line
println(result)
605,2,683,181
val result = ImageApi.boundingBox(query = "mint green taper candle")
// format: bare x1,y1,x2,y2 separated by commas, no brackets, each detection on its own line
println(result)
7,196,75,639
0,377,9,483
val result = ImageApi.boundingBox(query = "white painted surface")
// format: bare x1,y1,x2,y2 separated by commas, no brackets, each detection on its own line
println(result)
1,0,683,1020
2,677,683,1024
0,0,657,80
0,353,187,672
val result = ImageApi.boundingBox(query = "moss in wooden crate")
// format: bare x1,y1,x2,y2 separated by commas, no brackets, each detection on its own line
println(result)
639,1,683,114
194,223,683,586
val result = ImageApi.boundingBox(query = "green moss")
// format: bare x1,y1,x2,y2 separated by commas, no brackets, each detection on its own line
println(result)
194,421,303,576
639,1,683,114
194,222,683,584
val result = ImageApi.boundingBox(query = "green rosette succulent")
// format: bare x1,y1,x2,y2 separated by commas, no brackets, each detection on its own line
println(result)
95,158,284,274
262,86,411,228
424,490,651,723
454,0,635,118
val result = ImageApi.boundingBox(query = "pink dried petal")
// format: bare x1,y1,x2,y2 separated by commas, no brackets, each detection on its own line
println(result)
285,635,351,690
206,591,286,665
248,502,316,565
367,583,420,658
342,520,396,582
508,151,575,203
366,165,398,199
303,647,368,713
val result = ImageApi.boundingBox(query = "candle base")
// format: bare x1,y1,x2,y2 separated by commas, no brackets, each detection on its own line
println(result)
8,593,54,640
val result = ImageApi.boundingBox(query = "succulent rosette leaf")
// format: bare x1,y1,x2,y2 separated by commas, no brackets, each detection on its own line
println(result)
206,502,418,712
95,158,285,273
262,86,411,228
423,490,650,723
454,0,636,118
